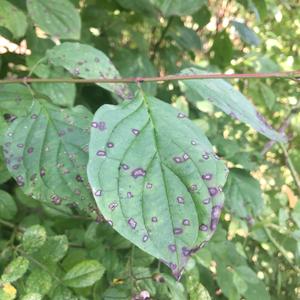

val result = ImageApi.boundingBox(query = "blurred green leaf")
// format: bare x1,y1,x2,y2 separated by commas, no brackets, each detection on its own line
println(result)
224,168,263,219
26,0,81,40
0,0,27,38
0,190,17,221
231,20,260,46
180,67,286,142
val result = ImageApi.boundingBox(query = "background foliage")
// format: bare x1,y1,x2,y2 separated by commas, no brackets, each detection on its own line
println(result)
0,0,299,299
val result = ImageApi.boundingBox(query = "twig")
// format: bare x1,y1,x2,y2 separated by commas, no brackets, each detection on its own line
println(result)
280,143,300,196
263,226,299,272
0,70,299,84
151,16,174,60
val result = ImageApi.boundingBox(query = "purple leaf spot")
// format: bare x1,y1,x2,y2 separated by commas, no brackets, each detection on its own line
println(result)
202,153,209,160
173,228,183,235
96,150,106,157
107,142,114,148
98,121,106,131
182,247,190,256
128,218,137,229
203,198,211,205
183,153,189,161
108,202,118,211
151,216,158,223
40,168,46,177
177,112,186,119
27,147,34,154
131,168,146,179
131,128,140,136
182,219,190,226
17,144,24,148
202,173,213,180
146,182,153,189
168,244,177,252
121,163,129,170
127,192,133,198
76,174,83,182
199,224,208,231
94,189,102,196
189,184,197,192
191,140,197,145
177,196,184,204
173,156,182,163
142,235,149,242
51,195,61,205
208,187,218,197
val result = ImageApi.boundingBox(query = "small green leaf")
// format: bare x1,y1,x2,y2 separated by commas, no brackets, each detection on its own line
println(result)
231,20,260,46
0,0,27,38
0,190,17,221
25,269,52,296
180,68,286,142
63,260,105,288
88,95,228,278
3,100,94,212
46,43,133,99
22,225,47,253
224,168,263,219
1,256,29,283
21,293,42,300
258,82,276,110
151,0,206,16
0,151,11,184
26,0,81,40
35,235,68,262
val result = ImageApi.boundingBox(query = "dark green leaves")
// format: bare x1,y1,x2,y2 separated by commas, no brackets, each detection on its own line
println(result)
26,0,81,40
0,190,17,220
88,95,228,277
63,260,105,288
231,20,260,46
0,0,27,38
180,68,286,142
3,100,94,211
46,43,133,100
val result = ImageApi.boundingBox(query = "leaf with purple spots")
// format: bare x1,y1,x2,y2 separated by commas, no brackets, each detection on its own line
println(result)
180,68,287,142
87,94,228,279
46,43,133,100
3,99,95,213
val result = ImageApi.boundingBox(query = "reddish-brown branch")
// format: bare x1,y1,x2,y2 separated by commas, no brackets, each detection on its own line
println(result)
0,70,299,84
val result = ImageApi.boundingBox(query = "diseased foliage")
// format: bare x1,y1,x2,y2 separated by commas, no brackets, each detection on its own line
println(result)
0,0,299,299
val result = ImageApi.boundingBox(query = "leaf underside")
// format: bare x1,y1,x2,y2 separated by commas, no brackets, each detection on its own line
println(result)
46,43,133,100
87,95,228,278
3,100,96,213
180,67,286,142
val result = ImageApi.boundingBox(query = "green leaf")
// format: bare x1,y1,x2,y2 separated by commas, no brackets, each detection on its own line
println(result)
0,190,17,221
87,95,228,278
51,286,77,300
25,269,52,296
180,68,286,142
0,0,27,38
46,42,133,99
32,82,76,107
21,293,42,300
0,150,11,184
63,260,105,288
26,0,81,40
3,100,95,212
35,235,68,262
1,256,29,283
258,82,276,110
151,0,206,16
224,168,263,219
231,20,260,46
210,30,233,68
22,225,47,253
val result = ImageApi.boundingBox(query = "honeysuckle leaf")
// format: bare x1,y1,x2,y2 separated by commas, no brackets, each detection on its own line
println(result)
3,100,96,213
87,95,228,278
26,0,81,40
46,43,133,100
180,68,287,142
